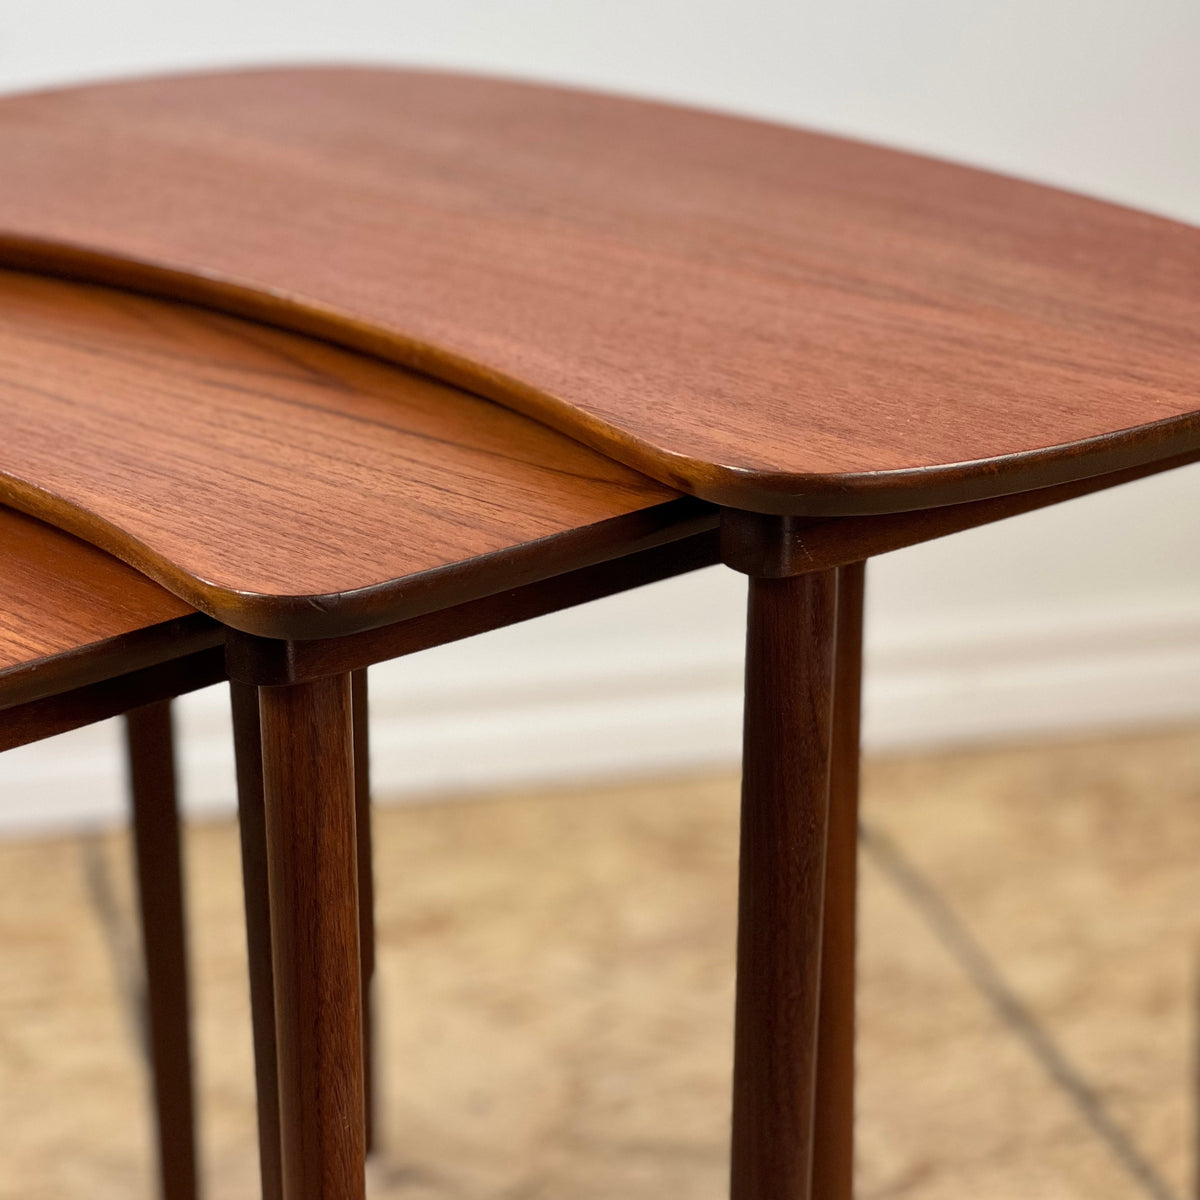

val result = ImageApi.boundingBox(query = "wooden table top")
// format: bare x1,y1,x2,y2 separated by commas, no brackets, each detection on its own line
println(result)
0,271,704,639
0,67,1197,515
0,505,215,709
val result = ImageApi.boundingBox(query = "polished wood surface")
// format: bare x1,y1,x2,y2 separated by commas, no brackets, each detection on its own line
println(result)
1,68,1198,515
0,646,225,753
812,562,866,1200
721,446,1200,579
2,65,1194,1200
226,528,721,686
351,669,377,1156
230,682,284,1200
0,504,215,707
729,569,838,1200
0,270,697,638
125,700,197,1200
259,675,365,1200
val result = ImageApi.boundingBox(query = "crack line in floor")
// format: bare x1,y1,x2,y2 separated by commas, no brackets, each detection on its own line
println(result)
78,833,148,1065
860,818,1177,1200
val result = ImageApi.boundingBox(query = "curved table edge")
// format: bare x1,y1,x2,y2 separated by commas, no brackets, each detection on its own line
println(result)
3,246,1198,519
0,468,717,640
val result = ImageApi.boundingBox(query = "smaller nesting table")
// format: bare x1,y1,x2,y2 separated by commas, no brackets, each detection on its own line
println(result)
0,505,221,1197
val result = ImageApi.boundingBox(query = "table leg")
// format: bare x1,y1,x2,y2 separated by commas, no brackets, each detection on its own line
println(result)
729,569,839,1200
231,682,283,1200
812,561,866,1200
351,668,377,1155
259,673,365,1200
125,699,197,1200
234,669,376,1191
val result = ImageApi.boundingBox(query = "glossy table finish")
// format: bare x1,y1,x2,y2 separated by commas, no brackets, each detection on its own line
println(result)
0,269,701,639
0,67,1198,514
2,65,1197,1200
0,505,221,742
0,269,716,1200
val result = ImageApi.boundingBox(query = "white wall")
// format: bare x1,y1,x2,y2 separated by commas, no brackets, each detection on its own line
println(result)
2,1,1199,832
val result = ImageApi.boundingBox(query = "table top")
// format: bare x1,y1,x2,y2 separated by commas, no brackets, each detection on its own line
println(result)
0,505,213,709
0,270,703,639
0,66,1197,515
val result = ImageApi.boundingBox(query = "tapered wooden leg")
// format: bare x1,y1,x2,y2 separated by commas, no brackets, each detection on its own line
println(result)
351,669,377,1154
231,682,283,1200
125,699,197,1200
259,673,365,1200
235,670,375,1190
730,569,839,1200
812,561,866,1200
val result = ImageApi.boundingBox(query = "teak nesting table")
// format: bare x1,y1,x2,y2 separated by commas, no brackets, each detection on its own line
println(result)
0,504,222,1197
1,66,1198,1200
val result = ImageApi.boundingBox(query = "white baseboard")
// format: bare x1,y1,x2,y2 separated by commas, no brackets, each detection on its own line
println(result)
863,595,1200,747
3,573,1199,837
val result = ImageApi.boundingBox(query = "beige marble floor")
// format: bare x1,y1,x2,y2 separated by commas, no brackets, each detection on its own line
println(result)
3,725,1200,1199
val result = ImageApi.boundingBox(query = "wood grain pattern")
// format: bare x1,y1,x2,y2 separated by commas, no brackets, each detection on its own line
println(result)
259,674,365,1200
0,67,1197,515
0,270,696,639
0,504,217,708
729,569,838,1200
812,562,866,1200
351,669,377,1156
125,700,197,1200
230,682,284,1200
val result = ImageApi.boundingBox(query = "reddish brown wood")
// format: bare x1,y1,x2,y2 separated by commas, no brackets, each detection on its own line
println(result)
259,674,365,1200
0,68,1197,515
0,504,217,708
0,646,225,752
1,67,1197,1200
226,527,720,686
124,699,197,1200
0,269,692,639
230,682,283,1200
812,562,866,1200
720,447,1200,578
351,669,376,1155
730,568,838,1200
